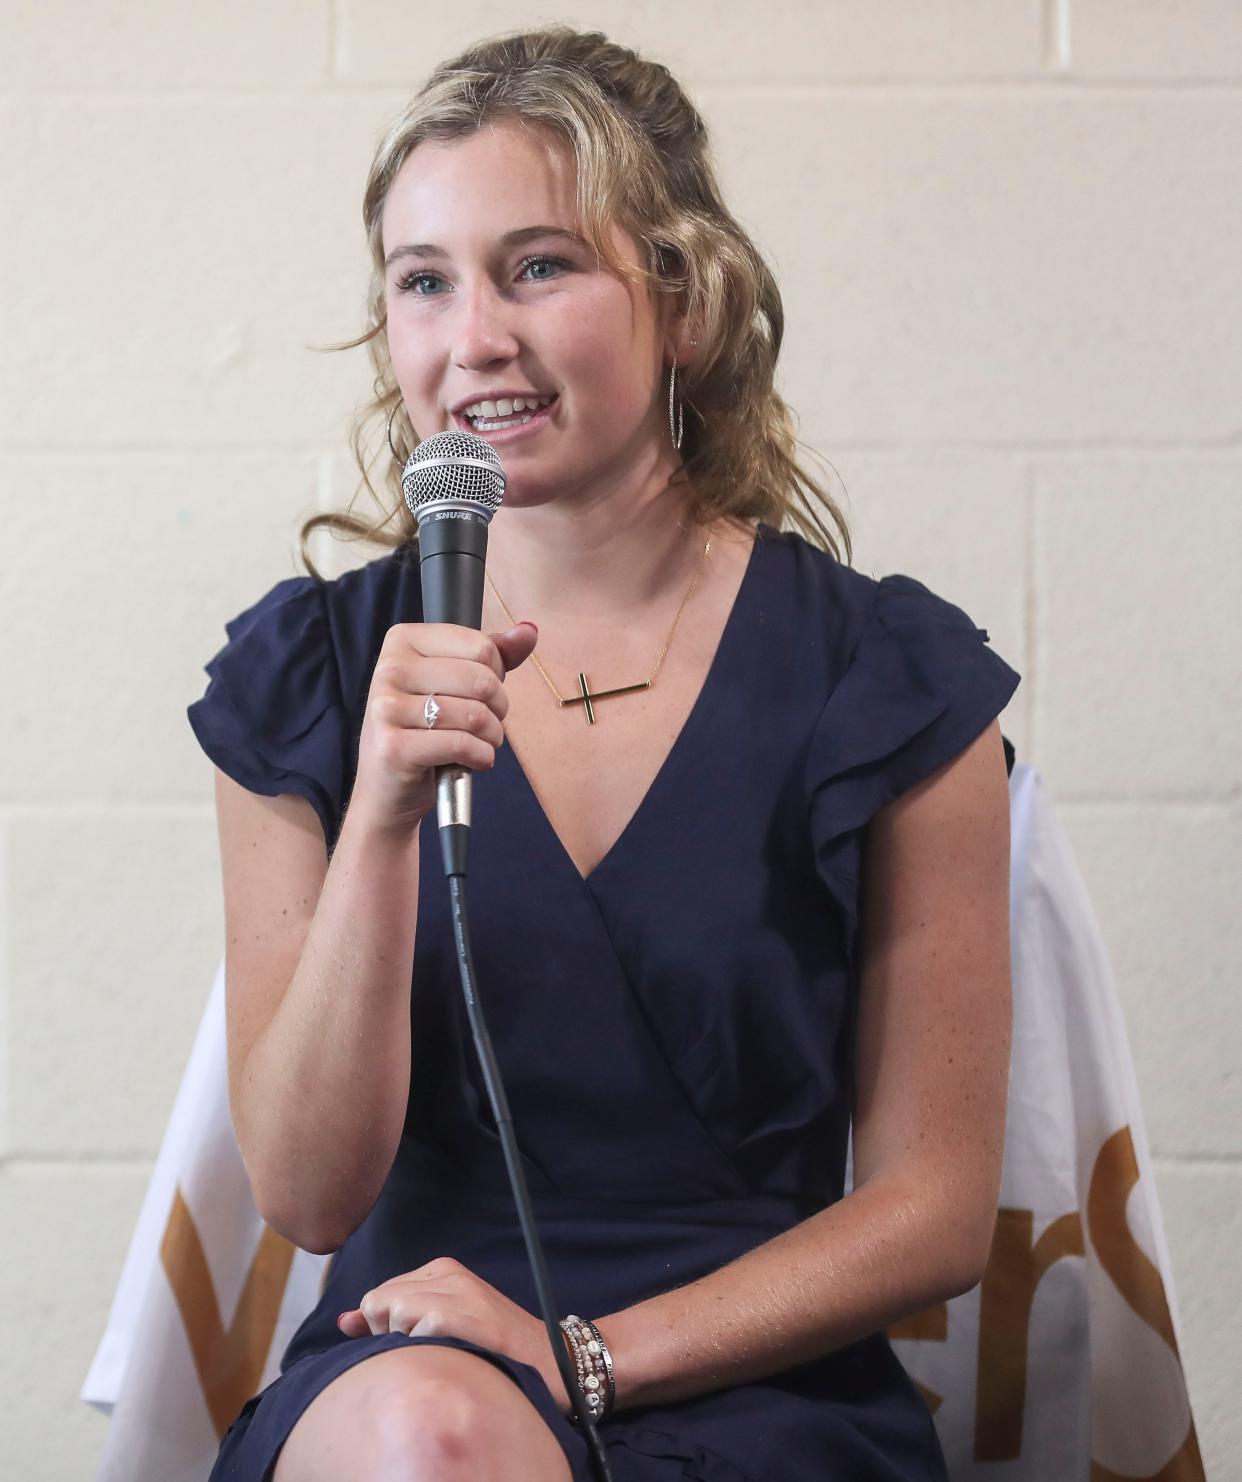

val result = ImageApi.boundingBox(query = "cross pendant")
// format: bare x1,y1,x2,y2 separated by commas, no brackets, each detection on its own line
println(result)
563,674,651,725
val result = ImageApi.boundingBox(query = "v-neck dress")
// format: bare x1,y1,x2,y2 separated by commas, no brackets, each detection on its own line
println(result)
188,522,1021,1482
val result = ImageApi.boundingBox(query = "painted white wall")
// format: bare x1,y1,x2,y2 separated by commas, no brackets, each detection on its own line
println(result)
1,2,1237,1475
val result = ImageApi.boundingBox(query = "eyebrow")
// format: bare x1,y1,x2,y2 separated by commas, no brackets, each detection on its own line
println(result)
384,225,588,269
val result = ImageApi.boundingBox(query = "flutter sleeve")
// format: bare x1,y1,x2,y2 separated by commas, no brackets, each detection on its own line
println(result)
804,572,1021,947
187,575,350,851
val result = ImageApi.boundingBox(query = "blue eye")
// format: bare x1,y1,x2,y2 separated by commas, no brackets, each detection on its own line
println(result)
396,270,443,295
393,255,571,296
518,254,569,281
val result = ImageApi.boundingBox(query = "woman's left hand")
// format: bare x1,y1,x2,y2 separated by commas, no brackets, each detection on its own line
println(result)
335,1256,574,1415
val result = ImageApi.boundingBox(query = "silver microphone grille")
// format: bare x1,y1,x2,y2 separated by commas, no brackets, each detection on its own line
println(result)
402,430,505,520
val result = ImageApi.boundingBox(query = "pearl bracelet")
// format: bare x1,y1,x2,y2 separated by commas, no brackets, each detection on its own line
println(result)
559,1314,616,1425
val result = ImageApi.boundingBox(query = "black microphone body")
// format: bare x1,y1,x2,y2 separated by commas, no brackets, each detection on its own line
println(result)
402,431,507,877
417,504,490,628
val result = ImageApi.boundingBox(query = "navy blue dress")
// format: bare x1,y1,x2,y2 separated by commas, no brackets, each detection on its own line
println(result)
188,522,1020,1482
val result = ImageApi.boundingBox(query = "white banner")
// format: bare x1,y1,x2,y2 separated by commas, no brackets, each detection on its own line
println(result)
887,766,1203,1480
81,957,330,1481
83,764,1203,1480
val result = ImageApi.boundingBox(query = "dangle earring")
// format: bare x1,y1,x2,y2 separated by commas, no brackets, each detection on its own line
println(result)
668,356,684,452
386,398,411,465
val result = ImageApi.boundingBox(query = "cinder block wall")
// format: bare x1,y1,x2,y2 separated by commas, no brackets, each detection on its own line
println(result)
2,4,1238,1477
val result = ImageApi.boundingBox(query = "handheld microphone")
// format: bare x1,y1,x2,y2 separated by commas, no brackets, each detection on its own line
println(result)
401,429,506,878
400,428,617,1475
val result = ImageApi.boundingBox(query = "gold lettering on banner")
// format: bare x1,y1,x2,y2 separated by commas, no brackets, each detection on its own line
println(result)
887,1126,1205,1477
975,1208,1085,1460
888,1302,948,1343
888,1302,949,1413
1086,1128,1205,1482
160,1186,297,1438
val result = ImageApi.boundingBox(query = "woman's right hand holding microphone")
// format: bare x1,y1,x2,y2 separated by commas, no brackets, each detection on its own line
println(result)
349,619,539,838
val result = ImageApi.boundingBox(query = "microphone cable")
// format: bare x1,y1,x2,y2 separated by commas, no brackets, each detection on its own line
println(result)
405,429,615,1481
444,867,615,1482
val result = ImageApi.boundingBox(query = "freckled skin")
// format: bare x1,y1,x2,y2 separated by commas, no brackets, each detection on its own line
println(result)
217,107,1014,1464
380,120,673,519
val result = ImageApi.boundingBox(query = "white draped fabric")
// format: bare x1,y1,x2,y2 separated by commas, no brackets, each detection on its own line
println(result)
885,766,1203,1480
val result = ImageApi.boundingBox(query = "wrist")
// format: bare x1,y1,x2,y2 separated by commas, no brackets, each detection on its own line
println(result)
337,795,428,855
549,1327,576,1416
560,1315,616,1425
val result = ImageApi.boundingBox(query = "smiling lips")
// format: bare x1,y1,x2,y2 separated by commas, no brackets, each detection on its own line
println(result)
456,393,557,433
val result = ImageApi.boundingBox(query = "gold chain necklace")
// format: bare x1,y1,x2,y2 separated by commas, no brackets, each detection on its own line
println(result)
485,533,713,725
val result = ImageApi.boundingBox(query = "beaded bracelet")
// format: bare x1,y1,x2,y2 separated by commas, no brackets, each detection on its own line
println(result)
559,1314,616,1425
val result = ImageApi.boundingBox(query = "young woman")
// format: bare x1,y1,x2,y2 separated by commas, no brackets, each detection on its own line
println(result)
190,26,1019,1482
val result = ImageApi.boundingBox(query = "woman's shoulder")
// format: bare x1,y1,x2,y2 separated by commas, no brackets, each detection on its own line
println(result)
761,523,1002,658
797,532,1020,818
324,539,422,603
186,543,422,851
317,542,424,697
225,541,422,706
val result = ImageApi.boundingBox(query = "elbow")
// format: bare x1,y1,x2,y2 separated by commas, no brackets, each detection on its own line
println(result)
256,1196,348,1256
293,1229,347,1257
234,1126,350,1253
246,1152,379,1253
232,1104,383,1254
863,1159,1003,1300
241,1147,352,1254
941,1251,988,1300
936,1211,997,1298
886,1175,997,1299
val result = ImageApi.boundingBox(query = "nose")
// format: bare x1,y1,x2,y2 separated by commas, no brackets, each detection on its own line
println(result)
452,276,520,371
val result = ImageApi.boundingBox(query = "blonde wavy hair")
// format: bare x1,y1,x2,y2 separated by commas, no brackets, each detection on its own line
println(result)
301,25,851,578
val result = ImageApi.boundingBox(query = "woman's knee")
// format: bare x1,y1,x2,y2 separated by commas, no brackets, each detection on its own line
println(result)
370,1366,487,1472
274,1345,570,1482
378,1349,570,1480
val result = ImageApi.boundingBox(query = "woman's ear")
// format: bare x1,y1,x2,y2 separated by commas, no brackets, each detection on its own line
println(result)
666,316,699,369
654,247,697,367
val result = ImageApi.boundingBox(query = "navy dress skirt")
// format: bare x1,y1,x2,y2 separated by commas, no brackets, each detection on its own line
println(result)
188,522,1021,1481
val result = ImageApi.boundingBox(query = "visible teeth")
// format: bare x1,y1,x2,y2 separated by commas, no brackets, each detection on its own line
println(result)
461,394,554,420
475,414,532,430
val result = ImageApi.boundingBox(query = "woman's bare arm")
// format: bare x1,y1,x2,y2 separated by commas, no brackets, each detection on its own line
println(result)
213,618,536,1255
216,771,423,1254
595,718,1013,1409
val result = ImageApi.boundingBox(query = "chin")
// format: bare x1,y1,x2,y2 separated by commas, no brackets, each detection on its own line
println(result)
494,486,562,513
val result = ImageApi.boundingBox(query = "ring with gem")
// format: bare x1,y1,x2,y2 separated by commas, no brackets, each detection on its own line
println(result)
423,694,441,729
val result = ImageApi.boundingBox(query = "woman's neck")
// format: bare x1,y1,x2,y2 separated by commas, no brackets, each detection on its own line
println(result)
482,492,721,627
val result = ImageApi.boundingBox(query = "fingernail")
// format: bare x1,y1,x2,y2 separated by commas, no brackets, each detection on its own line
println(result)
518,620,537,635
336,1312,350,1331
